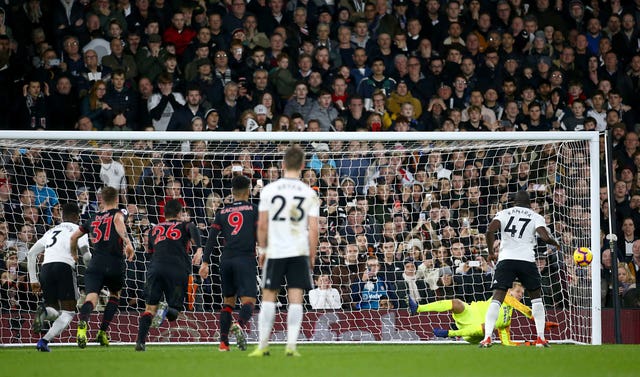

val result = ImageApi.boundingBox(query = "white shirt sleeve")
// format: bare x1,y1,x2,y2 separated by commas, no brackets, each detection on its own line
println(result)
27,237,47,283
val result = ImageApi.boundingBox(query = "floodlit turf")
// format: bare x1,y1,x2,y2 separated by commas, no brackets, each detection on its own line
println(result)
1,343,637,377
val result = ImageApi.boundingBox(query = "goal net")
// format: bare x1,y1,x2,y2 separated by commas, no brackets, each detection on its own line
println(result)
0,131,600,346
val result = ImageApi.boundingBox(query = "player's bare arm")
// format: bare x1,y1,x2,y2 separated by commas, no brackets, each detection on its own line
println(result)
199,221,220,279
187,222,203,265
69,228,85,262
257,210,269,268
192,247,203,265
114,211,134,261
308,215,319,270
485,219,501,257
536,226,560,248
27,238,46,292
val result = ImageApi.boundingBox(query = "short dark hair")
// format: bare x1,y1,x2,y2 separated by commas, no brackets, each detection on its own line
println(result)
231,175,251,193
157,72,173,84
164,199,183,219
62,203,80,222
112,69,126,78
513,191,531,208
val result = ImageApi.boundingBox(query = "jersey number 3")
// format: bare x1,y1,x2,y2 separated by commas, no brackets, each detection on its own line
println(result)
504,216,531,238
271,195,305,222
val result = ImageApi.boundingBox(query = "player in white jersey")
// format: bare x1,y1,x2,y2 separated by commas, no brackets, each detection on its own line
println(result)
27,203,90,352
480,191,559,348
249,145,319,357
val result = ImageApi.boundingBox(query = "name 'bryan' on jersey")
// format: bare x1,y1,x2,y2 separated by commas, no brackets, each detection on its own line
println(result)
258,178,320,259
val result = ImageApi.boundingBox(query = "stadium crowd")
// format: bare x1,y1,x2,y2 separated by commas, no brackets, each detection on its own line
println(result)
1,0,640,340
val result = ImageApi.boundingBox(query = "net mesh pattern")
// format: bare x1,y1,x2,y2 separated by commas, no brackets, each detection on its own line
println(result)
0,136,594,344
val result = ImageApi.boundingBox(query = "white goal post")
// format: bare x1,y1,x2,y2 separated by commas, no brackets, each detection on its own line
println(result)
0,131,600,345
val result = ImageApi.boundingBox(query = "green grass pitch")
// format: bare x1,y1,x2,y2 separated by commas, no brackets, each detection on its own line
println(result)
1,344,637,377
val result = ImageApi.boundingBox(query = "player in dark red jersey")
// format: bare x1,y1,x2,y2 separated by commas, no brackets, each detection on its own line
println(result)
199,175,258,352
70,186,135,349
135,199,203,351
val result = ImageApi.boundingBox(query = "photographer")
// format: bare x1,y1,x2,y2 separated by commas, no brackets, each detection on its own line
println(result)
321,187,347,232
452,242,494,302
33,48,65,89
351,257,389,310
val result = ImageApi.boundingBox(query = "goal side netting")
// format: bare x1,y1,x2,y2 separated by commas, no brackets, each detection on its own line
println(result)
0,131,600,345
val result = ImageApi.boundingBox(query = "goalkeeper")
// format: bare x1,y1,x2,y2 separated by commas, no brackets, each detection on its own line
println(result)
408,282,557,345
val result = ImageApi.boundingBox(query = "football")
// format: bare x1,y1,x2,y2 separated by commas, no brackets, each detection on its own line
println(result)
573,247,593,267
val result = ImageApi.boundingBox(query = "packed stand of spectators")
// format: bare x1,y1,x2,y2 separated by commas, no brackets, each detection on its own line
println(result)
1,0,640,322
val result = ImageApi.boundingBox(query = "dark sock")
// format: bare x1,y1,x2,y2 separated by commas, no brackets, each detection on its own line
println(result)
238,302,254,328
166,307,179,321
100,298,119,331
137,312,153,345
220,305,233,344
79,301,94,322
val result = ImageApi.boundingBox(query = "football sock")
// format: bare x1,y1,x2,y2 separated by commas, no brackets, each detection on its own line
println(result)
286,303,303,351
532,298,546,339
137,312,153,344
45,307,60,321
100,298,119,331
79,301,94,322
220,305,233,344
43,310,73,342
238,302,254,327
418,300,452,313
483,299,501,340
258,301,276,350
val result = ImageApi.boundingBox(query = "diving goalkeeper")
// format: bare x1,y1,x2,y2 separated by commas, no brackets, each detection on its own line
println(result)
408,282,557,345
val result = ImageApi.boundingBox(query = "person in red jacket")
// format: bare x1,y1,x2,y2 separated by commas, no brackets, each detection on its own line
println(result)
157,180,188,223
163,11,197,57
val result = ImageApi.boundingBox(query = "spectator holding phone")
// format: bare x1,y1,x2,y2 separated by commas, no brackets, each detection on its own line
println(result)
352,257,389,309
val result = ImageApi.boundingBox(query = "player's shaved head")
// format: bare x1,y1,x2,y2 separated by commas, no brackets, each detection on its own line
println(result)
62,202,80,222
284,145,305,171
514,191,530,207
164,199,183,219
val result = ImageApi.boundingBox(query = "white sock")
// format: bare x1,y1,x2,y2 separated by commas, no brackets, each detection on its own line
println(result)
43,311,74,342
258,301,276,350
45,307,60,321
286,304,303,350
483,300,501,340
532,298,546,339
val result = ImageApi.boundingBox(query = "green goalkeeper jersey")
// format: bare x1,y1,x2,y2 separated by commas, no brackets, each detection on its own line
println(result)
448,295,532,345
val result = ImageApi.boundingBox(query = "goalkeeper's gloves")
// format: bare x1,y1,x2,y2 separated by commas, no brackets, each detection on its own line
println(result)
433,328,449,338
545,321,559,331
